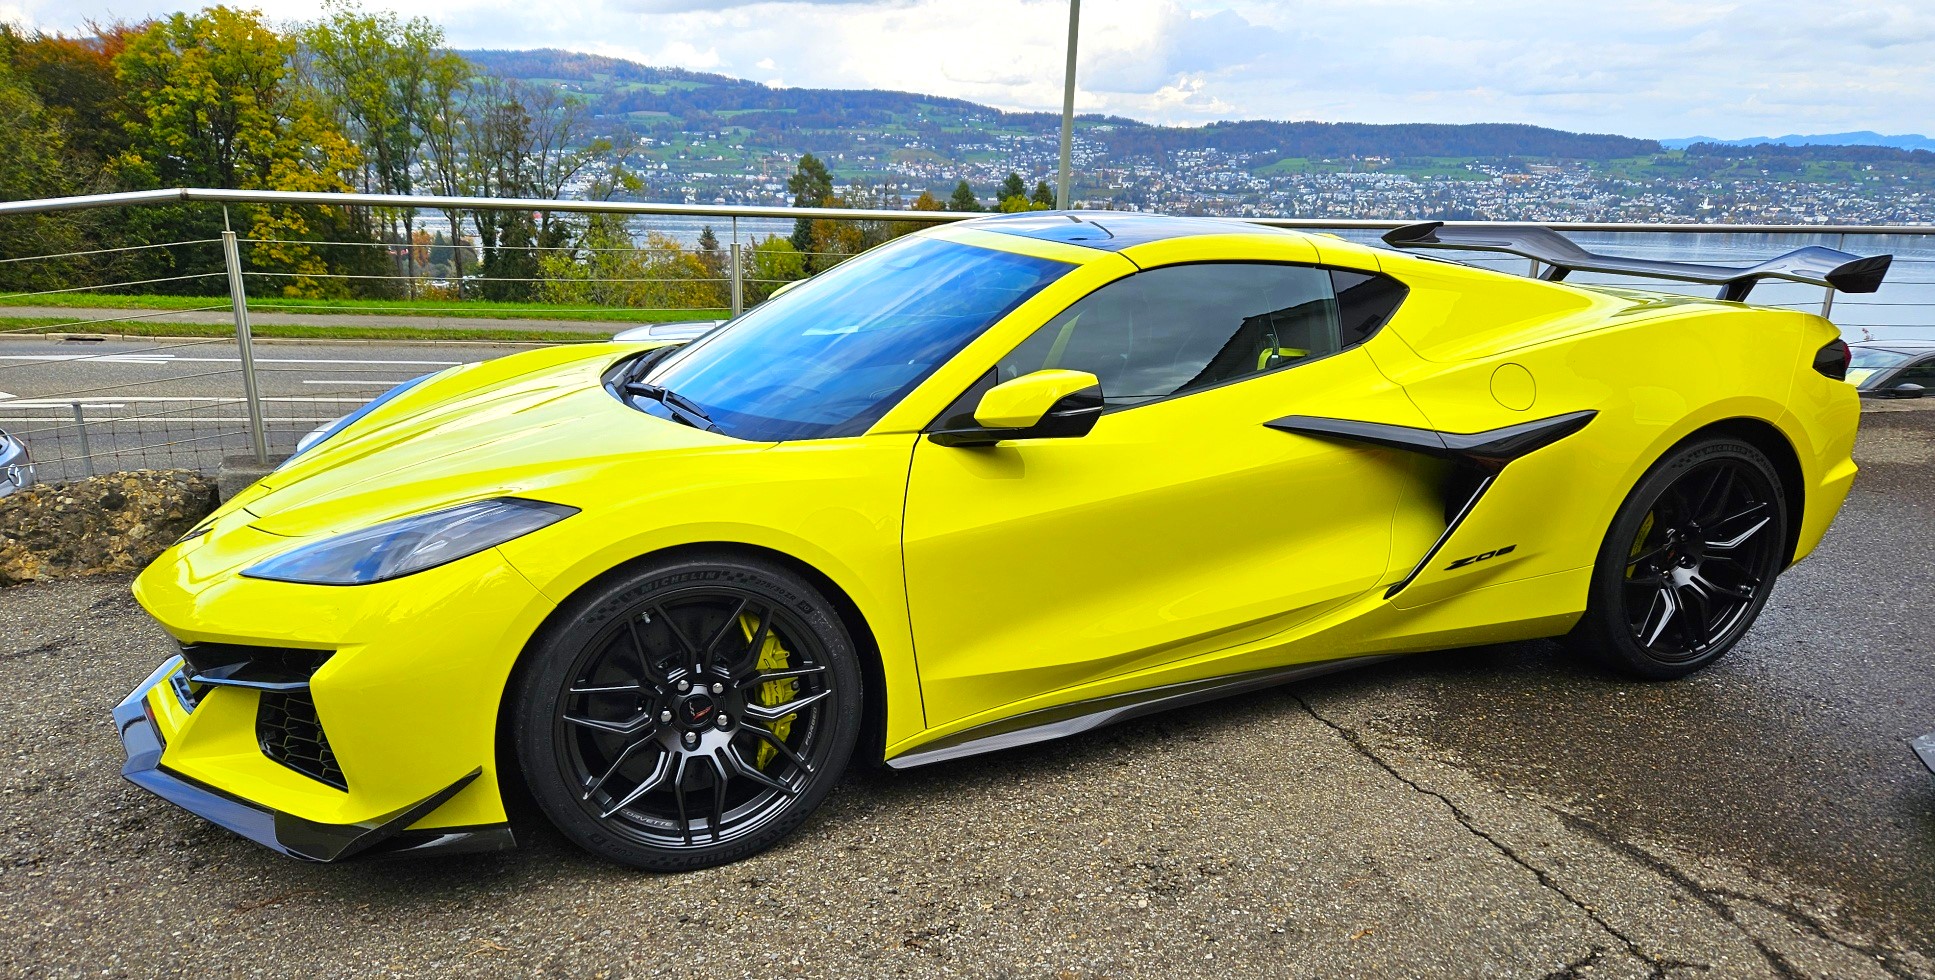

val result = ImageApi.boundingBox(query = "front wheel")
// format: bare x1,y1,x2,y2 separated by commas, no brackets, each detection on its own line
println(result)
1570,436,1789,679
512,552,863,871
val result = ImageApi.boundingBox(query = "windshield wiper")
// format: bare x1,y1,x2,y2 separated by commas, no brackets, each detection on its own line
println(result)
613,349,719,432
622,380,718,432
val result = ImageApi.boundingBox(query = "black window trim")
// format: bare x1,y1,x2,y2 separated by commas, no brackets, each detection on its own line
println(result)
923,259,1410,432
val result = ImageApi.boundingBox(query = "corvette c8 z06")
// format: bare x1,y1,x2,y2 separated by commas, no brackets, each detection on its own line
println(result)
118,212,1882,870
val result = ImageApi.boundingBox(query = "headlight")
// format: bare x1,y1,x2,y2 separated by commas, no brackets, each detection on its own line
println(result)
280,372,436,468
241,497,577,586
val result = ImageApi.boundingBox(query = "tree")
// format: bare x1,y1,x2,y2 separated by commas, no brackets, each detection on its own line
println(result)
418,50,475,293
911,190,944,211
786,152,832,253
114,8,352,190
113,7,359,297
5,21,142,173
947,179,980,212
461,75,537,298
697,222,725,276
0,56,86,291
517,80,604,247
299,1,449,291
998,172,1027,202
1032,180,1055,209
746,235,805,304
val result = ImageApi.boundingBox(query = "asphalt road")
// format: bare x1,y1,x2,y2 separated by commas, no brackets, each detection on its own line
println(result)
1,304,621,334
0,407,1930,977
0,335,541,481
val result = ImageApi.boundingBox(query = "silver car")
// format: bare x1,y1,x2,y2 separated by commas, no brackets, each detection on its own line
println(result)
0,428,33,496
611,320,723,344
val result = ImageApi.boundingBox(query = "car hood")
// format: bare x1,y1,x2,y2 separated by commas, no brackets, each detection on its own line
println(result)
240,343,761,537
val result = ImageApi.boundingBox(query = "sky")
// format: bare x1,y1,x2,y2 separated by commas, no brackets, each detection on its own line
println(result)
3,0,1929,139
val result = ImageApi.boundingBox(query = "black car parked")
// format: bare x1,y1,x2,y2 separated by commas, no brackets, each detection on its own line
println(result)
1849,339,1935,398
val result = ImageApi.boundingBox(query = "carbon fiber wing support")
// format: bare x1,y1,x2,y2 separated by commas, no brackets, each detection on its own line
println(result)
1382,221,1892,302
1267,410,1597,599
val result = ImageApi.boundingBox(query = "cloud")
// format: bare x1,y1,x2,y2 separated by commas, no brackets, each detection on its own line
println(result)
11,0,1935,138
614,0,886,10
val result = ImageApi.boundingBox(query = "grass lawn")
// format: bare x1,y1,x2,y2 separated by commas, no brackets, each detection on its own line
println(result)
0,317,609,343
0,292,728,324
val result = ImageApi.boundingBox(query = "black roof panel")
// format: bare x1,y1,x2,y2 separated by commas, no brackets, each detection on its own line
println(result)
964,210,1285,252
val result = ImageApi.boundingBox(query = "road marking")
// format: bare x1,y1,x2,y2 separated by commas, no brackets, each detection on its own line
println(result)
0,391,12,399
301,379,396,385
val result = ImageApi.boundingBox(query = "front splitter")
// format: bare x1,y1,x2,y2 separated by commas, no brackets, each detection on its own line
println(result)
113,658,515,863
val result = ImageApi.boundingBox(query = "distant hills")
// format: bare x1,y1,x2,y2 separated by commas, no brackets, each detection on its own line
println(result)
460,49,1659,162
458,48,1935,179
1663,131,1935,152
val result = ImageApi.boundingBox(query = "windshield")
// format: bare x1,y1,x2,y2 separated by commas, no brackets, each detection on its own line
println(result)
1849,348,1914,370
643,236,1072,441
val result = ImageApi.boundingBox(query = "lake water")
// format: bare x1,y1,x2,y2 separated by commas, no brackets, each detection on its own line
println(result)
1321,228,1935,342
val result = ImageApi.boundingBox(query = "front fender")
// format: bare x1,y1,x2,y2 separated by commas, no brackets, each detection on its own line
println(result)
493,434,925,750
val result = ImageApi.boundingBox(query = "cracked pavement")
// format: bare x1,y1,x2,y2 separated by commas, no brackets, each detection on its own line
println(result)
0,407,1930,978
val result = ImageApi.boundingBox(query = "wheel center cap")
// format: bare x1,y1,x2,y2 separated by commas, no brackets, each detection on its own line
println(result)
679,693,717,729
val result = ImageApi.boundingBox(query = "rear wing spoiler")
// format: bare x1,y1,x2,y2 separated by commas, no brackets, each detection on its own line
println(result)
1382,221,1892,303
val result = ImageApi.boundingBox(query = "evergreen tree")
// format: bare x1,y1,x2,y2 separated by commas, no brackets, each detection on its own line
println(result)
947,179,979,212
786,152,832,252
1032,180,1055,209
999,172,1027,201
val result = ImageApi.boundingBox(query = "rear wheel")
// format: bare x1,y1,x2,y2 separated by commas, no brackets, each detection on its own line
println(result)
1570,437,1788,679
512,552,862,871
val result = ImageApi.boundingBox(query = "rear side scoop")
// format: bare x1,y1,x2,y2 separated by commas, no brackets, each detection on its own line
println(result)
1267,410,1598,598
1383,221,1892,303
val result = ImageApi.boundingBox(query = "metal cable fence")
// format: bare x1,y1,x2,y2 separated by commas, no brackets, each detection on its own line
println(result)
0,187,1928,493
0,329,444,484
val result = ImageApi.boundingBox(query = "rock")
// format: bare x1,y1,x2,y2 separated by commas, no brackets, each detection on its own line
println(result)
0,470,218,587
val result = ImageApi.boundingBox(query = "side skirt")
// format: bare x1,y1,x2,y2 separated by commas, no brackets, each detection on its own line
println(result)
885,654,1402,770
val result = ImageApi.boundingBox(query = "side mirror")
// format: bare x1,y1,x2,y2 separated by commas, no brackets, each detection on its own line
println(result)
929,370,1103,447
1891,383,1926,399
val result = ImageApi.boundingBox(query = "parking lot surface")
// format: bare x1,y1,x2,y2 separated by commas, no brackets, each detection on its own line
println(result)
1,409,1931,978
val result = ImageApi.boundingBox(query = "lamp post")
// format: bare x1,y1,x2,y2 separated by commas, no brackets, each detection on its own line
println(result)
1056,0,1080,210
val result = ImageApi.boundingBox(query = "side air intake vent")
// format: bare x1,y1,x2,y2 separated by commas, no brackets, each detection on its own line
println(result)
258,692,347,791
176,642,346,790
180,643,332,691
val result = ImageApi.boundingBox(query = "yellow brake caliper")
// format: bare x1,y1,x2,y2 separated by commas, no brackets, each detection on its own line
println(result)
741,613,798,769
1626,512,1657,579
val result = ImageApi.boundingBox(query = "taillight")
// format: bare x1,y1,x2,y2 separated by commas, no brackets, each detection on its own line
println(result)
1813,338,1851,381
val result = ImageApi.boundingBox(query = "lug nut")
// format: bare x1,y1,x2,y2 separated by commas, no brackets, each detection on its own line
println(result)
711,682,724,694
676,679,690,692
716,714,731,728
683,731,698,746
659,709,673,723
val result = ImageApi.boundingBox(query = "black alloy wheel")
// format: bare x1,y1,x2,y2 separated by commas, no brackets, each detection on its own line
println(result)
513,553,862,870
1571,436,1788,679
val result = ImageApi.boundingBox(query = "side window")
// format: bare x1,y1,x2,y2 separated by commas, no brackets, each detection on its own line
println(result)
1895,359,1935,388
989,263,1406,409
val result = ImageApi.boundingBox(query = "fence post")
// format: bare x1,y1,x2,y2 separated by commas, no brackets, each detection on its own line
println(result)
730,242,744,317
221,230,270,465
70,402,95,478
729,216,743,317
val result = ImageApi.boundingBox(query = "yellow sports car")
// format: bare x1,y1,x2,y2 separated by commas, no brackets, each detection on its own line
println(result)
117,212,1885,870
